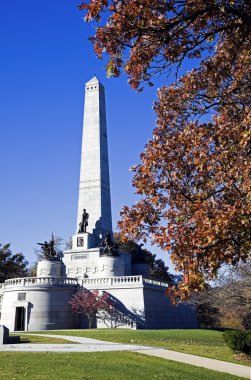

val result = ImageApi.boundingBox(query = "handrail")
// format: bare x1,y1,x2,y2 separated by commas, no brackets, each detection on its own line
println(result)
98,305,140,329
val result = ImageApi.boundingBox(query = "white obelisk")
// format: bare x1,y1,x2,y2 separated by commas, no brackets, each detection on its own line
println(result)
76,77,112,244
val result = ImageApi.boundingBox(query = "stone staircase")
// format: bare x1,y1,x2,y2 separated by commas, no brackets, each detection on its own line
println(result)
101,306,141,329
97,294,145,329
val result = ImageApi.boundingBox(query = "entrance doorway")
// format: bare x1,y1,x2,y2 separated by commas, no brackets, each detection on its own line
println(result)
15,307,26,331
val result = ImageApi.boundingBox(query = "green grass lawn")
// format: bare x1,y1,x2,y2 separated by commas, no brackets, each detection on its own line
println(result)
10,334,75,344
0,351,245,380
26,329,251,366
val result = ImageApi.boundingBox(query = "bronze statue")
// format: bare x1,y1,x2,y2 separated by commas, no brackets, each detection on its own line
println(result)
99,233,119,256
78,209,89,233
37,234,59,261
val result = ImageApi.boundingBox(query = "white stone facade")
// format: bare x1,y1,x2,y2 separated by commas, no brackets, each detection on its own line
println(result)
0,273,78,331
0,273,197,331
62,229,132,280
81,276,197,329
37,260,65,278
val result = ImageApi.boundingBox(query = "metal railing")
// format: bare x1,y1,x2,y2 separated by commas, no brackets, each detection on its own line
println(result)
98,306,140,329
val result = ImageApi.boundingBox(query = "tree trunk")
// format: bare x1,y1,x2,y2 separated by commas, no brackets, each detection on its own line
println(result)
88,315,92,329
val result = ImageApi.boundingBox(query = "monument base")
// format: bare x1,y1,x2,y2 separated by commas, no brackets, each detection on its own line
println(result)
37,260,65,278
0,274,198,331
62,247,132,279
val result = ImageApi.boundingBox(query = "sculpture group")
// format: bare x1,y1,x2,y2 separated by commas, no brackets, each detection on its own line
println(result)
37,235,59,261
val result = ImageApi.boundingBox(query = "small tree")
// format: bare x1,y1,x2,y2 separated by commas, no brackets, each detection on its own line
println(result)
0,244,28,283
69,288,109,328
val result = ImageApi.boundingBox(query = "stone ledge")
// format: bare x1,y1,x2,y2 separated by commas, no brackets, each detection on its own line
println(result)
3,277,78,289
81,275,169,290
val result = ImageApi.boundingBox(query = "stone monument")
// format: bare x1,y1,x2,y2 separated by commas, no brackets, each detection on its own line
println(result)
76,76,112,246
62,77,130,280
0,77,198,331
62,77,198,329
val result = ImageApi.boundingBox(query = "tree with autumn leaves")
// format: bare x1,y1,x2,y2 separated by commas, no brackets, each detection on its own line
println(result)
79,1,251,300
69,288,110,328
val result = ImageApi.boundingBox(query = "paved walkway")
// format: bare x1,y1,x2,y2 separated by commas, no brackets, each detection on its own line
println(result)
1,333,151,353
0,333,250,379
137,348,250,379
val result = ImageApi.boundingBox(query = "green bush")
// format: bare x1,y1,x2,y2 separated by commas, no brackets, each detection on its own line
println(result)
223,329,251,354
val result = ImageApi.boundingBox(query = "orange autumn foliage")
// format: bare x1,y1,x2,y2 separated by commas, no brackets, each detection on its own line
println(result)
79,1,251,300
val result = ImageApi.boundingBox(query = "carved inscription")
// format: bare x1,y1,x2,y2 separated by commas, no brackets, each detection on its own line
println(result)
71,254,88,260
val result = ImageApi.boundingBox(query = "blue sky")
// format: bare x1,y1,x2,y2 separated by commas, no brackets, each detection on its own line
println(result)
0,1,183,269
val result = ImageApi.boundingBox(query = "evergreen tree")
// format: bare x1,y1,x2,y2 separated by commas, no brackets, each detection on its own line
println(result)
0,244,28,283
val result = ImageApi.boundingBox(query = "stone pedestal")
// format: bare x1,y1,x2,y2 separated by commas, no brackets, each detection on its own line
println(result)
98,256,125,278
37,260,64,278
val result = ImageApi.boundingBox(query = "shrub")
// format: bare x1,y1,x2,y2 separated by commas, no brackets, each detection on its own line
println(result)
223,330,251,354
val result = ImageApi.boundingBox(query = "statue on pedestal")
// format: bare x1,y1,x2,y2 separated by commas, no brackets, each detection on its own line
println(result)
37,234,60,261
99,233,119,256
78,209,89,233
